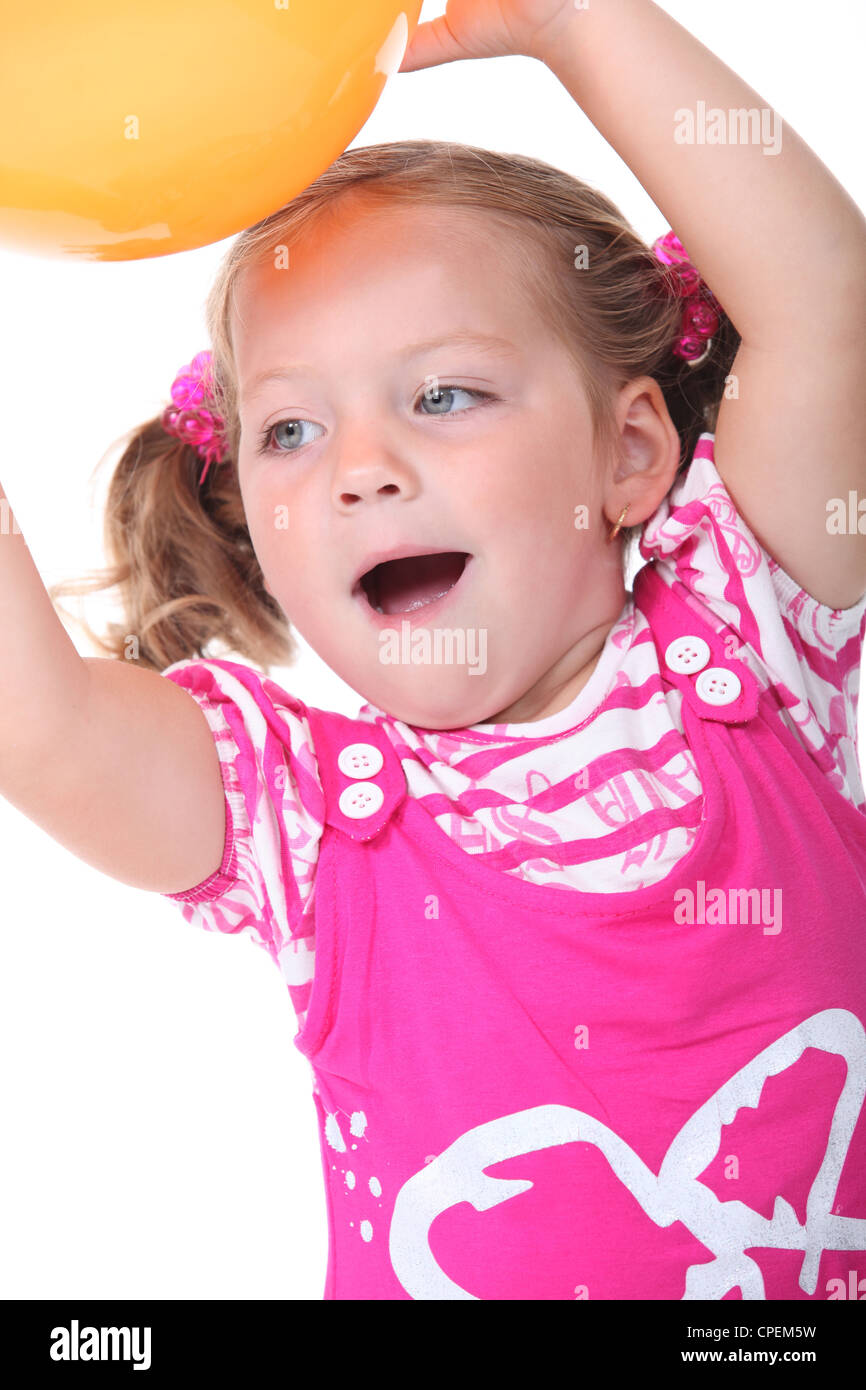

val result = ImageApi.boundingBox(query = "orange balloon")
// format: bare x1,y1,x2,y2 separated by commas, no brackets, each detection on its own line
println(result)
0,0,422,262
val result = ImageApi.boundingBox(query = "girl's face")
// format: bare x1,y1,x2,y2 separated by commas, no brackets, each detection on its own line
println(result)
233,203,631,727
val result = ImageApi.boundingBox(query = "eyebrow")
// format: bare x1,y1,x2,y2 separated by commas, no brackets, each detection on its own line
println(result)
240,332,519,402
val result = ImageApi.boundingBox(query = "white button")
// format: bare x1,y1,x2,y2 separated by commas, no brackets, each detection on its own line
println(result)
337,742,384,778
664,635,711,674
694,666,742,706
338,781,385,819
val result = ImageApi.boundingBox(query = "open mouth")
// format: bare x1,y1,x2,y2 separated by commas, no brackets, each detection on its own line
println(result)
357,551,471,616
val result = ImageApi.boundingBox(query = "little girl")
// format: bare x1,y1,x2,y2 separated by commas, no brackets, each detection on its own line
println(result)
5,0,866,1300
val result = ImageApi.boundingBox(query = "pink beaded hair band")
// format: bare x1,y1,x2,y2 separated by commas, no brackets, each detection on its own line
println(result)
160,349,228,486
650,230,721,364
162,233,720,483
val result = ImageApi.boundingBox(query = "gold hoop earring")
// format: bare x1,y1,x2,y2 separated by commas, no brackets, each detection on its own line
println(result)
607,504,630,543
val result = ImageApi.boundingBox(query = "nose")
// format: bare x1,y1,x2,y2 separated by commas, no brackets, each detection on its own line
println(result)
330,432,420,509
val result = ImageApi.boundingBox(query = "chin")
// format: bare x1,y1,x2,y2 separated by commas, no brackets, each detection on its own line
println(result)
388,705,480,731
360,674,493,731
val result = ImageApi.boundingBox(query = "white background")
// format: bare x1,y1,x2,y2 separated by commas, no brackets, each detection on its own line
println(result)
0,0,864,1299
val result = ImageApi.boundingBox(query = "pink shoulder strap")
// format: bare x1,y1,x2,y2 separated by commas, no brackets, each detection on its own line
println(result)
634,559,760,723
303,705,407,841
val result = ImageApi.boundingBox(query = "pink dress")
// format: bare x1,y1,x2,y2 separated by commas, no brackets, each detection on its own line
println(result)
161,434,866,1299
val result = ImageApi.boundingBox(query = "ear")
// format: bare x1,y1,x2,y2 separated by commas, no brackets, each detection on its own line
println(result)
605,377,681,527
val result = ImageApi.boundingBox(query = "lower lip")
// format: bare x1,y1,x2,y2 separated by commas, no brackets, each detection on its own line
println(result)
355,556,474,628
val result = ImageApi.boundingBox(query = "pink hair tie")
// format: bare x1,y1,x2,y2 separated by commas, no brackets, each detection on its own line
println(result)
651,231,721,366
161,349,228,486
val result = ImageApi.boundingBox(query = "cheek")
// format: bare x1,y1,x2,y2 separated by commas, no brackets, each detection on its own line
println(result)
472,419,592,521
458,449,541,530
246,475,303,554
241,498,295,601
244,502,280,572
474,464,572,542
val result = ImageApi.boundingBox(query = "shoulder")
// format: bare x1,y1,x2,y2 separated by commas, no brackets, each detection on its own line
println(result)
161,656,321,775
162,655,313,724
638,434,866,807
640,433,866,650
159,657,330,915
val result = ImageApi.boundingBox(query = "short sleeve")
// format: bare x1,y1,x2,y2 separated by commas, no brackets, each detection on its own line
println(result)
157,657,326,1015
639,433,866,809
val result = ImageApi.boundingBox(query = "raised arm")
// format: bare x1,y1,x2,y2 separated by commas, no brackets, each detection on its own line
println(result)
0,478,227,894
534,0,866,610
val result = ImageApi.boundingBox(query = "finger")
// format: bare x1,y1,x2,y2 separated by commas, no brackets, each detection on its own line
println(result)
398,16,469,72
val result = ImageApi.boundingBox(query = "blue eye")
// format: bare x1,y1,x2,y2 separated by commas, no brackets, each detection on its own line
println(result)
417,384,493,415
256,418,323,455
255,385,496,455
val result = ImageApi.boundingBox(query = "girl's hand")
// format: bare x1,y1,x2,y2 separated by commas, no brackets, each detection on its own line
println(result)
398,0,579,71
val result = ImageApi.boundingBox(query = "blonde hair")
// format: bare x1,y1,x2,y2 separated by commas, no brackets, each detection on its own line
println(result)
51,139,740,673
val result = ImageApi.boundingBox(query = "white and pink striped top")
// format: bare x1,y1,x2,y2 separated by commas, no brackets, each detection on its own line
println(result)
160,433,866,1031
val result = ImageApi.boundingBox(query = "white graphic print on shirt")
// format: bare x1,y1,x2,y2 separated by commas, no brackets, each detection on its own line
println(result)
389,1009,866,1300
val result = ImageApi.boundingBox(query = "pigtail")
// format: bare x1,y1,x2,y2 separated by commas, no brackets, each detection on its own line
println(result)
48,415,292,674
